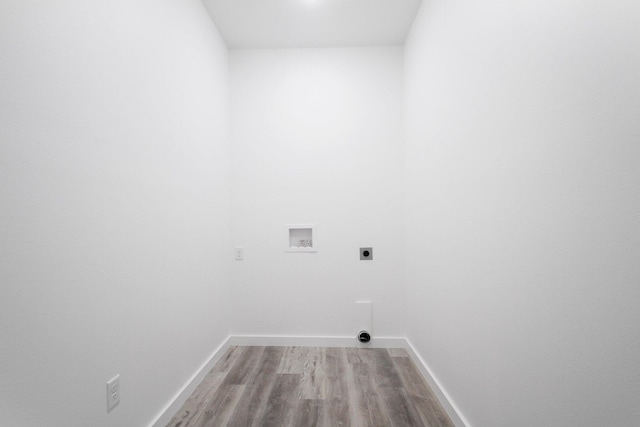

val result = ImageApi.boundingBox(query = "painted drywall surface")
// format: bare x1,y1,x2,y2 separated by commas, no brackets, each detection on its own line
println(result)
0,1,231,426
230,47,404,338
403,1,640,426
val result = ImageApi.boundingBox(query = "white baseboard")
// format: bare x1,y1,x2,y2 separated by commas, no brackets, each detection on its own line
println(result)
228,334,407,348
404,338,470,427
149,335,468,427
149,336,232,427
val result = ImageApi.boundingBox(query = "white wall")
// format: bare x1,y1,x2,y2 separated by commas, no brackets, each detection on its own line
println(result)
230,47,405,338
0,1,231,426
404,1,640,426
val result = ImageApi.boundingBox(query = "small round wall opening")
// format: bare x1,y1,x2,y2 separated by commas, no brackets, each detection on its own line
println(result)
358,330,371,343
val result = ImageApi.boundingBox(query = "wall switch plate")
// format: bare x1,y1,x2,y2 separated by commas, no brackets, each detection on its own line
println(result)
234,247,244,261
106,375,120,412
360,247,373,260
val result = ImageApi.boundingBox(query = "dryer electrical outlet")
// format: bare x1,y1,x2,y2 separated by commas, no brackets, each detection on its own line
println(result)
360,247,373,260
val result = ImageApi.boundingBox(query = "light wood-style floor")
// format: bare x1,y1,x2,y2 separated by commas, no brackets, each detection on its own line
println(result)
167,346,454,427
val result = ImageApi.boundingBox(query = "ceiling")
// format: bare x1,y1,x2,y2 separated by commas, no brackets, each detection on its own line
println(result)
202,0,423,49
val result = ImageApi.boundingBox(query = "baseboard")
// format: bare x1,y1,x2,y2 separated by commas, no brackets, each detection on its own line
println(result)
404,338,471,427
149,336,232,427
228,334,407,348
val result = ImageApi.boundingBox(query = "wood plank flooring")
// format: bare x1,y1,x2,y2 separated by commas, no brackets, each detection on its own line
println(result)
167,346,454,427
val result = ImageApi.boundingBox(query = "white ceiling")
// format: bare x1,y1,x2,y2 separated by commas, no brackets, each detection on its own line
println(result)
202,0,423,49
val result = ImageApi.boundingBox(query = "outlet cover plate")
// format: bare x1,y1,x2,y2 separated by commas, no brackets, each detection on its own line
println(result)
107,374,120,412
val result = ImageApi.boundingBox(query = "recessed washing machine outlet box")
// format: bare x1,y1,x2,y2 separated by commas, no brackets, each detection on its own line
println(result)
285,224,317,252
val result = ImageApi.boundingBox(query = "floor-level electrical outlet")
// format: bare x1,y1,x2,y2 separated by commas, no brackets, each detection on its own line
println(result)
235,246,244,260
106,375,120,412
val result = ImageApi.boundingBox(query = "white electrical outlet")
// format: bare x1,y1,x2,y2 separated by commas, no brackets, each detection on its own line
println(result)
106,374,120,412
234,246,244,261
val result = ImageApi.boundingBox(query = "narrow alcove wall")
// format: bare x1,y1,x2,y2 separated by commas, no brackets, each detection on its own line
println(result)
404,1,640,426
229,47,405,338
0,1,232,426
